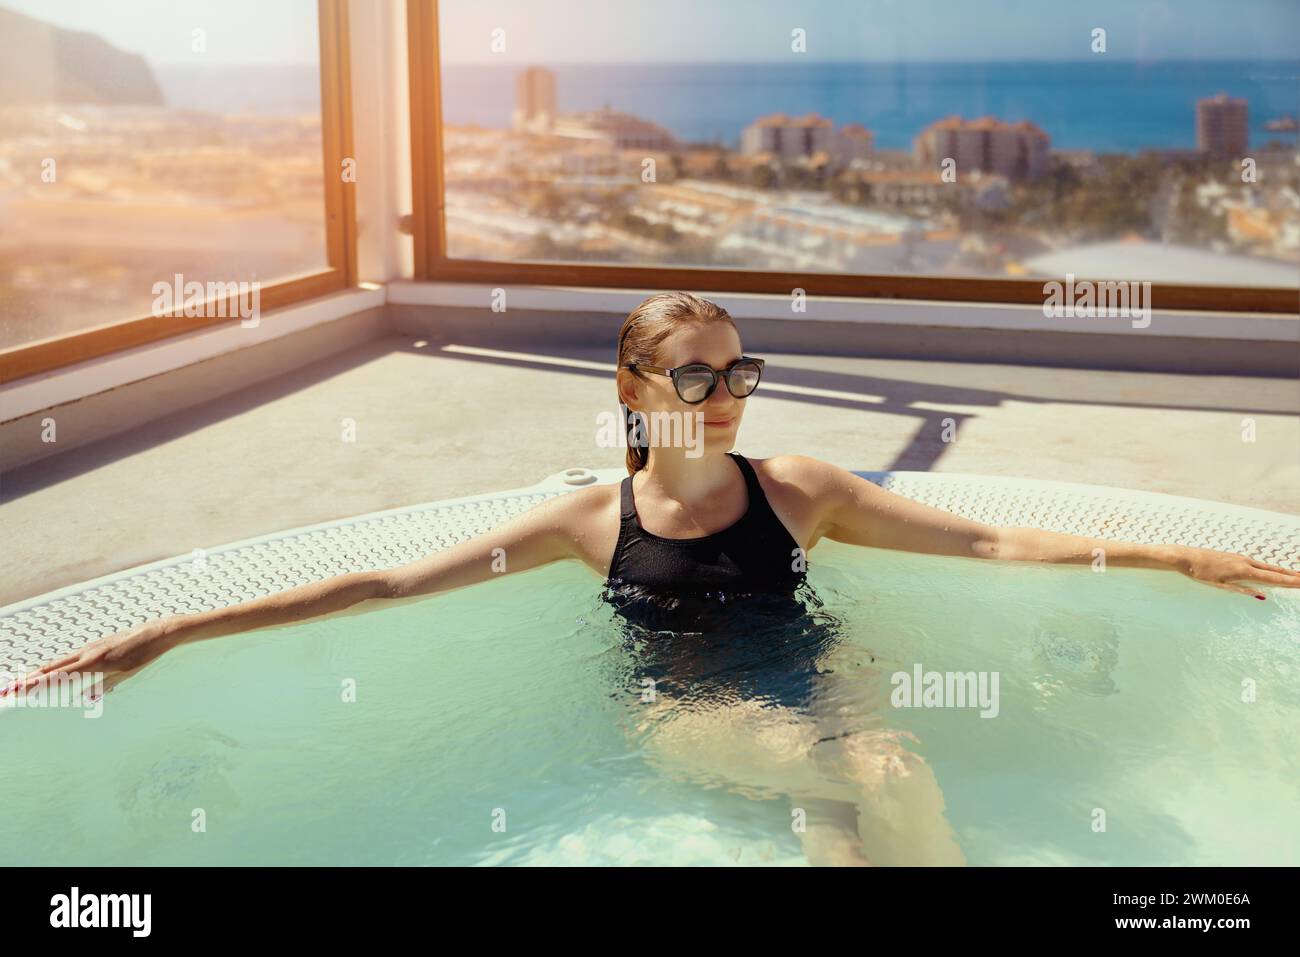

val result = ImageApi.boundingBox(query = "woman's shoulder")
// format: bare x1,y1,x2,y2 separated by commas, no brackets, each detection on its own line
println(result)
511,479,621,532
512,480,623,570
546,479,622,517
746,453,843,489
741,455,849,542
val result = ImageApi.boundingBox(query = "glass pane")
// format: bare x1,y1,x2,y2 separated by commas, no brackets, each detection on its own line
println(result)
0,0,328,349
437,0,1300,290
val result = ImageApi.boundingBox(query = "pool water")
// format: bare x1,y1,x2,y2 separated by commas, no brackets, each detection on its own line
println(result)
2,541,1297,866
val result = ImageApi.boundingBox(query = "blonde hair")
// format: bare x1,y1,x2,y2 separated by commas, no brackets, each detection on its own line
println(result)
615,292,736,474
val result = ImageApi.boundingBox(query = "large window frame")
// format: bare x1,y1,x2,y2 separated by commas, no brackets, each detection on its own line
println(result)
0,0,358,384
408,0,1296,316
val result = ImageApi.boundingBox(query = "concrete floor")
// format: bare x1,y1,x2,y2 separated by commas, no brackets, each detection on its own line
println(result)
2,331,1297,606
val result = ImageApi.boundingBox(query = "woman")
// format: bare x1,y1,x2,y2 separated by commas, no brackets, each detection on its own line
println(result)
8,291,1297,865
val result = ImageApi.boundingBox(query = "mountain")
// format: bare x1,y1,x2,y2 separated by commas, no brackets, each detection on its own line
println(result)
0,7,164,106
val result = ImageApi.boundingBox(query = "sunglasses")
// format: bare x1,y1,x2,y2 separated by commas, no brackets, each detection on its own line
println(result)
623,356,765,405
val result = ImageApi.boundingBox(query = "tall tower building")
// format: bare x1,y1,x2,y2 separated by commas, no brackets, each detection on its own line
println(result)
513,66,556,133
1196,93,1249,157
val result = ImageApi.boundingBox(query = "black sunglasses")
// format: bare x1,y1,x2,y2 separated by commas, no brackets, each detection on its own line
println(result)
623,356,766,405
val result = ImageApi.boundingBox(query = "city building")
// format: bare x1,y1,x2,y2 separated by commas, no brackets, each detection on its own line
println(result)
741,113,837,162
741,113,876,170
914,116,1050,181
1196,93,1249,157
513,66,556,133
837,122,874,165
552,105,676,151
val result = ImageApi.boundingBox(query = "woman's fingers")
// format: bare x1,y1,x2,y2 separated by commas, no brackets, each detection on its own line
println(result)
1,660,134,702
32,651,86,674
5,669,52,695
1,643,115,698
1241,569,1300,588
2,626,166,700
5,666,82,697
1,653,87,694
1203,579,1266,599
28,656,95,688
1248,559,1300,576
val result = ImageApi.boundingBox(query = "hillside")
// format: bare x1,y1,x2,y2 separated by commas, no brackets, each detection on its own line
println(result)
0,6,164,106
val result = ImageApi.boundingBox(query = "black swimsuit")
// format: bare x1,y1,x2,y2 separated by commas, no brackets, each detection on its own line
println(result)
605,451,806,599
600,452,841,709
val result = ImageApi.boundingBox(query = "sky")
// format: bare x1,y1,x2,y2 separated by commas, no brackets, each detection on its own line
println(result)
3,0,1297,65
438,0,1300,63
2,0,320,65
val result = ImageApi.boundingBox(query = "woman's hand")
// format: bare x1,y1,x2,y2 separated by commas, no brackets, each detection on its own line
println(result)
1,619,181,701
1167,545,1300,599
1,568,402,706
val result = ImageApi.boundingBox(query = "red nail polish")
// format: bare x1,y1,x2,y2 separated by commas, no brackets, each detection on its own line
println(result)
1256,595,1266,600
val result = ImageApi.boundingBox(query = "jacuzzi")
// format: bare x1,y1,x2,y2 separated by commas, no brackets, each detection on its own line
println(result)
2,469,1297,866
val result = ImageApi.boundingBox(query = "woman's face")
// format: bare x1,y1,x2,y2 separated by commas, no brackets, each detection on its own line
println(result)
620,322,747,448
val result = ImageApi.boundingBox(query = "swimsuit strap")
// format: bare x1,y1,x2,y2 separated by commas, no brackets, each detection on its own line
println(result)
619,473,638,521
728,452,797,546
726,451,764,506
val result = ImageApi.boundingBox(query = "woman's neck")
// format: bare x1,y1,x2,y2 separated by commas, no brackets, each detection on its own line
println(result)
637,449,739,504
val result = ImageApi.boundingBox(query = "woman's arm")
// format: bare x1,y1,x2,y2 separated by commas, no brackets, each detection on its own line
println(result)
3,488,601,696
980,527,1299,599
793,457,1300,600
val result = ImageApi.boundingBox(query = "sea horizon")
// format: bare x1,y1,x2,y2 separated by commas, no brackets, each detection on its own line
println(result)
441,58,1300,153
141,57,1300,155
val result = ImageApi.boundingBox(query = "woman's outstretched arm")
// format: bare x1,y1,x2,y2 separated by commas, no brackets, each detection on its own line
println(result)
788,456,1300,600
3,486,607,697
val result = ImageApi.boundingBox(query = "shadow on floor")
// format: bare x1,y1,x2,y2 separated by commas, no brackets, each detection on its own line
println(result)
4,331,1294,503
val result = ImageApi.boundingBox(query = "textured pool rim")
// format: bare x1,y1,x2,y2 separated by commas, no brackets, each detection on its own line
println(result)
2,467,1297,676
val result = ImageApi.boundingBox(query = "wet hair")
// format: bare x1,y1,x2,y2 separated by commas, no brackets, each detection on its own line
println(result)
615,291,736,475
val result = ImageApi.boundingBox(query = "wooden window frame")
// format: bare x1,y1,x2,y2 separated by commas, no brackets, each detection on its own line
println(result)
0,0,358,384
408,0,1297,316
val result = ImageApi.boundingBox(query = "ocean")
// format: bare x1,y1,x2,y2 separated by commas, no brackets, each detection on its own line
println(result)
441,60,1300,153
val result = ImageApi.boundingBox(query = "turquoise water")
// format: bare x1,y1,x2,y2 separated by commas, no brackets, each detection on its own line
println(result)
2,541,1297,866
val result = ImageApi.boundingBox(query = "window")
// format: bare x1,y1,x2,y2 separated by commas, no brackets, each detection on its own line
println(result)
0,0,355,380
418,0,1299,311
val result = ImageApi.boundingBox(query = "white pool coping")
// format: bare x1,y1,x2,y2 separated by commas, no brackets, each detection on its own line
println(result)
2,467,1297,677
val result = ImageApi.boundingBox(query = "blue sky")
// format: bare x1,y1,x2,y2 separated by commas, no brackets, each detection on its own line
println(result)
4,0,1297,65
438,0,1300,62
